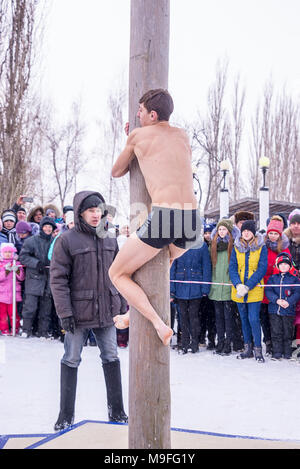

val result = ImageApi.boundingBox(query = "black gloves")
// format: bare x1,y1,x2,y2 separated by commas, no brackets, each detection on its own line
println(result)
60,316,76,334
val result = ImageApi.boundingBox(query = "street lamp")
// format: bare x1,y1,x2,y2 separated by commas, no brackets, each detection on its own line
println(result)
219,159,230,218
220,159,230,191
258,156,270,231
259,156,270,189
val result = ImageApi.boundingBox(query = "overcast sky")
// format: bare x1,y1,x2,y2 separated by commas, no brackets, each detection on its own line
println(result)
40,0,300,202
42,0,300,118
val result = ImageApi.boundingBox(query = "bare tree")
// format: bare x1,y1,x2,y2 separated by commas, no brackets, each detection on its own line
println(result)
0,0,41,212
229,75,246,201
191,59,233,210
248,81,300,202
96,83,129,221
39,102,85,210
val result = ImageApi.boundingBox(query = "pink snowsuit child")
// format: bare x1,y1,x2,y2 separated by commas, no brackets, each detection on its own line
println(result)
0,243,25,335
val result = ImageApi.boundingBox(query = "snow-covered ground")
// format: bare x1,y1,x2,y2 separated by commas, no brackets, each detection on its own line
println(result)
1,335,300,442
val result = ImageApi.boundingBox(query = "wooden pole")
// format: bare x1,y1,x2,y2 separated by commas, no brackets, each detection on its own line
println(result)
128,0,171,449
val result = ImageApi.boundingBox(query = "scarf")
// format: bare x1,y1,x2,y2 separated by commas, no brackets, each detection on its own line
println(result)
1,227,17,245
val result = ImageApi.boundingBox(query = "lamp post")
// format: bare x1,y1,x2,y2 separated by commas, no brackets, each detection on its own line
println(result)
258,156,270,232
220,159,230,219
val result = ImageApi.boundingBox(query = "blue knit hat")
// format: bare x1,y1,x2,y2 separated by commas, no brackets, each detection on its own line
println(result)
203,223,216,233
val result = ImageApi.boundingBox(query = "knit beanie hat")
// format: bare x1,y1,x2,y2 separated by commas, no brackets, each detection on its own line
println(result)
241,220,256,237
267,216,284,236
203,223,216,233
63,205,73,214
65,210,74,226
217,218,233,233
288,208,300,222
16,221,32,235
290,213,300,225
2,210,17,224
79,194,103,214
40,216,57,231
46,208,56,217
275,252,292,269
106,204,116,218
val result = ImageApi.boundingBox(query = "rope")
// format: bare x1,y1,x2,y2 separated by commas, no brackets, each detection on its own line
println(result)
170,279,300,288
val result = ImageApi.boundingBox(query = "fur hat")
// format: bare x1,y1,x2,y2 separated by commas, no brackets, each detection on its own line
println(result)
241,220,256,237
234,211,254,224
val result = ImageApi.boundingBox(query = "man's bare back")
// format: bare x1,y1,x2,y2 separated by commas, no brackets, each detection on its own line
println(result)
131,122,197,209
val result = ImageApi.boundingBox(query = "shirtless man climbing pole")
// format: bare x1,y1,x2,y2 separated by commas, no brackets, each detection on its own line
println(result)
108,89,201,346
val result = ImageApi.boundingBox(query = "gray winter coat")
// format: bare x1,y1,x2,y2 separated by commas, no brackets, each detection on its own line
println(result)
50,191,127,329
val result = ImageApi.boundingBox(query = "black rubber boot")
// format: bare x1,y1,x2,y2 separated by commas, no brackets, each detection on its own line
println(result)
54,363,78,431
215,339,225,355
103,360,128,423
221,339,232,356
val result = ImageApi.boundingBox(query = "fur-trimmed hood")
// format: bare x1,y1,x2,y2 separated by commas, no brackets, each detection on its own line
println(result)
27,206,44,224
265,232,290,252
210,224,240,242
44,203,61,219
284,227,300,246
234,232,265,253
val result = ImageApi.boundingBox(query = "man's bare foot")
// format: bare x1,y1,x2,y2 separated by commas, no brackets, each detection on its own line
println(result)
155,322,173,346
113,312,129,329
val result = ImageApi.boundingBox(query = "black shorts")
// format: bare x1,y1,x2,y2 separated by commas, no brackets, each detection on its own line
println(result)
136,206,203,250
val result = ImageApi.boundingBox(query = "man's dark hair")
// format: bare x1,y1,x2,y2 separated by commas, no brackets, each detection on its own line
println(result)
139,89,174,121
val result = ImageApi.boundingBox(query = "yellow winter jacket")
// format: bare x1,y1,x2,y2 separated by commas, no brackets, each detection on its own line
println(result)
229,235,268,303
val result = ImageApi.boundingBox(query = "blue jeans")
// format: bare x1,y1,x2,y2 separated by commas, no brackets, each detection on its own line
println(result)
236,302,262,347
61,325,119,368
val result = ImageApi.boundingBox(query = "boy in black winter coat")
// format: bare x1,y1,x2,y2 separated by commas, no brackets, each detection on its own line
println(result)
19,216,57,338
266,252,300,360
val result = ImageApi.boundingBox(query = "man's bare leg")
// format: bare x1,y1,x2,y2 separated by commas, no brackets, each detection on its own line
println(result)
109,233,173,346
